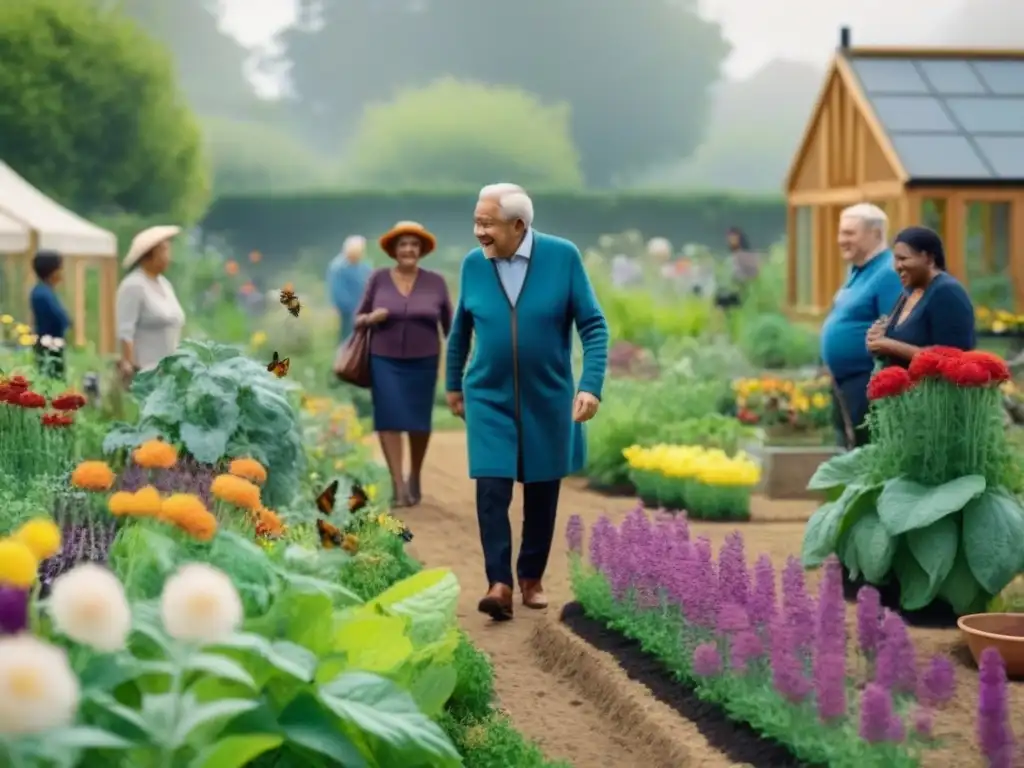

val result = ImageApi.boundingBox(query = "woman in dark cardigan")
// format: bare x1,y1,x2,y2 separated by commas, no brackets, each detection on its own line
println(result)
355,221,453,507
867,226,975,365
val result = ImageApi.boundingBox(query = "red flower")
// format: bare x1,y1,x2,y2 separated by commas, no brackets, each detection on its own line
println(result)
16,391,46,409
41,412,74,428
960,350,1010,384
6,375,29,390
908,348,963,381
737,408,760,424
947,360,997,388
867,366,913,400
51,392,86,411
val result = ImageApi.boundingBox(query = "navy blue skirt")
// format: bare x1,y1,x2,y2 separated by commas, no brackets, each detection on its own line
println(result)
370,354,439,432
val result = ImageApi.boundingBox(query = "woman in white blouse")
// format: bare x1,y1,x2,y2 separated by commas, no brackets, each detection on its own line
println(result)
115,225,186,382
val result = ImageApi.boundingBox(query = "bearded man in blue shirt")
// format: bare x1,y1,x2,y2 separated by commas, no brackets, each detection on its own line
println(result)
820,204,904,448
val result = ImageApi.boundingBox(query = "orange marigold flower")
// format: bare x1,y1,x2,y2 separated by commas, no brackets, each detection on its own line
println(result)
211,474,261,510
161,493,208,523
229,457,267,485
167,504,218,541
254,507,285,538
108,492,140,517
71,461,115,492
132,439,178,470
132,486,164,517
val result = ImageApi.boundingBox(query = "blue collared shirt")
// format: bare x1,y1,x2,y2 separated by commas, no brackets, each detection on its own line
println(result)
494,228,532,306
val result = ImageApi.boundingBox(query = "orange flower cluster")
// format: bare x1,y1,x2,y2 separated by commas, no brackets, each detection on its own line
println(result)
211,474,261,510
132,439,178,470
253,507,285,538
229,457,267,485
161,494,218,541
71,461,116,492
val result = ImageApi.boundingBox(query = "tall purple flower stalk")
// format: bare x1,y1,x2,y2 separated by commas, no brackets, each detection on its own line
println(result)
919,655,956,708
977,647,1014,768
856,586,883,658
749,555,776,629
874,610,917,695
770,615,811,703
730,629,763,673
683,537,719,628
859,683,904,743
717,602,750,635
566,515,584,555
717,532,750,608
781,556,815,652
815,556,845,655
693,642,722,677
0,587,29,634
589,517,617,573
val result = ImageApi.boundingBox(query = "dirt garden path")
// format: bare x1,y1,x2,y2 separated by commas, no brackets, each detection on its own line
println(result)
399,431,819,767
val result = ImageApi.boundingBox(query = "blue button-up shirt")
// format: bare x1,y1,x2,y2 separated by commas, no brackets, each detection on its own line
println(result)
494,228,532,306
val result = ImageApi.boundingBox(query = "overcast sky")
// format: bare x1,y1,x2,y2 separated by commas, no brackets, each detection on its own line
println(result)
220,0,965,80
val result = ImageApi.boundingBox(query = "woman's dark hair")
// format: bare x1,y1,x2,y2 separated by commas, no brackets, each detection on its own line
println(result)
727,226,750,250
32,250,63,280
893,226,946,270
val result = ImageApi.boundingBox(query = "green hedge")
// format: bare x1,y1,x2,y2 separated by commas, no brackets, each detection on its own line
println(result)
201,189,786,264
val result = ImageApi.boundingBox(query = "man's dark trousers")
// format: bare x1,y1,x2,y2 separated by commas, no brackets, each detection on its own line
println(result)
476,477,561,587
832,370,872,448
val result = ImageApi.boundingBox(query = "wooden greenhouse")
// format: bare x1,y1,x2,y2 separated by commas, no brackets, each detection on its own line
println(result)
785,28,1024,316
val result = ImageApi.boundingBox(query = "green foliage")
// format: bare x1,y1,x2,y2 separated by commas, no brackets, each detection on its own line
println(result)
736,312,820,370
652,414,756,456
345,79,583,188
202,190,786,266
101,340,304,508
203,117,336,196
0,0,209,222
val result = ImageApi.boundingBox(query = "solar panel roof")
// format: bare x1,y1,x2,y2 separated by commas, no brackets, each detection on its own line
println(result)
846,55,1024,183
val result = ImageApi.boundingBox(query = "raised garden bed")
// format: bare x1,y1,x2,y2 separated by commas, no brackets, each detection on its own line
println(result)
757,444,842,500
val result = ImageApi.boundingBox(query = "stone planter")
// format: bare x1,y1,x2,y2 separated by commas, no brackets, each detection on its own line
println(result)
755,445,843,500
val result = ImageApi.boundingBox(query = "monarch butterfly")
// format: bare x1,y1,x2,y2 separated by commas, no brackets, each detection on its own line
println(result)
348,482,369,513
266,351,290,378
315,480,343,548
279,283,301,317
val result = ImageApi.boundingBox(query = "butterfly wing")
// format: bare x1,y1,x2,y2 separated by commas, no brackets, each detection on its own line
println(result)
316,480,339,516
317,519,343,548
287,299,301,317
266,351,280,373
348,482,368,512
278,357,290,376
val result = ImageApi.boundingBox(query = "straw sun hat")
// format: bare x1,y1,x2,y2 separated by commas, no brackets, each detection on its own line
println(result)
378,221,436,258
123,225,181,270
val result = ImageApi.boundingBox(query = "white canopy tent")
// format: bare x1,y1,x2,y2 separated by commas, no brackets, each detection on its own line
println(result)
0,161,119,353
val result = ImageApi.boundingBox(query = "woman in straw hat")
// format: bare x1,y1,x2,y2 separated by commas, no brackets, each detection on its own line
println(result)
354,221,452,507
115,225,186,382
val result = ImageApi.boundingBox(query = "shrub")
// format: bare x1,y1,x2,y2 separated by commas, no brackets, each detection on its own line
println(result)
344,78,583,189
737,312,820,370
0,0,208,221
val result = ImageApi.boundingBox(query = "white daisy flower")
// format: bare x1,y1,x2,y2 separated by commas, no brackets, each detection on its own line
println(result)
160,563,242,644
646,237,673,260
51,337,65,349
39,334,54,350
0,635,80,735
49,564,132,652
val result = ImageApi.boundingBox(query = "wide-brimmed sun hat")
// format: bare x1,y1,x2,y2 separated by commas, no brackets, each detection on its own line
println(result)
378,221,436,258
123,225,181,270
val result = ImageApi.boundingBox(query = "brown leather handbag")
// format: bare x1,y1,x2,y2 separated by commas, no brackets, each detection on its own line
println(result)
334,328,372,388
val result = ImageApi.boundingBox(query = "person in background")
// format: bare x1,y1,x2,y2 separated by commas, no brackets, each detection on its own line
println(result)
29,250,71,379
820,204,904,448
355,222,452,507
115,225,186,383
328,235,372,342
868,226,975,365
726,226,750,252
446,183,609,621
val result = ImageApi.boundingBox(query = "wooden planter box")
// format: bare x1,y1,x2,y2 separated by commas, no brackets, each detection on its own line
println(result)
757,445,843,500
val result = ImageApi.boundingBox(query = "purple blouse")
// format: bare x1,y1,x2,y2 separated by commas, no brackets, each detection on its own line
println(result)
357,267,452,359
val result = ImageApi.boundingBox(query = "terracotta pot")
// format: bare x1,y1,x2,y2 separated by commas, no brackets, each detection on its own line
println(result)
958,613,1024,677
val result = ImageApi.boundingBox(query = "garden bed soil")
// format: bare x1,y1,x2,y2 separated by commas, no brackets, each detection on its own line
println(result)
556,603,811,767
407,433,1022,768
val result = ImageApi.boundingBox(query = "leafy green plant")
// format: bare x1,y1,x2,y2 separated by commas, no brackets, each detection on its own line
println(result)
736,312,819,370
102,340,304,508
650,413,755,456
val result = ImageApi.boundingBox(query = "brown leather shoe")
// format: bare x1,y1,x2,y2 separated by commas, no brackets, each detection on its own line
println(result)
478,584,513,621
520,578,548,609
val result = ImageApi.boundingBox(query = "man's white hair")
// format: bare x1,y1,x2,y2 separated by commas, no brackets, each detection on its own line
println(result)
342,235,366,255
478,183,534,227
840,203,888,240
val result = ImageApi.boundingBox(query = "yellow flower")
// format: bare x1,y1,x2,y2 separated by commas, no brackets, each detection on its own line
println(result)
0,540,39,588
131,439,178,470
228,457,267,485
0,314,12,324
334,459,346,471
18,334,37,347
70,461,115,492
14,324,29,335
365,484,377,501
250,331,267,348
211,474,262,510
993,320,1007,333
14,519,61,560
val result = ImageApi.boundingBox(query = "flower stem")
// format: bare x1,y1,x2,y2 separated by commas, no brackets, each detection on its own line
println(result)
159,649,186,768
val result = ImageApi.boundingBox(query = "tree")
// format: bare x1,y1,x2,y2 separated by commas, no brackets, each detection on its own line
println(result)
343,79,583,189
280,0,729,185
203,117,336,195
0,0,209,222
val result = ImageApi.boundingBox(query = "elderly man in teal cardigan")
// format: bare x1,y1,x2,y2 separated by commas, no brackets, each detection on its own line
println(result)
446,183,609,621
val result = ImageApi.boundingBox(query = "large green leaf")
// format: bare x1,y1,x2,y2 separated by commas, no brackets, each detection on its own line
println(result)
939,545,984,615
278,693,368,767
849,510,897,583
877,475,986,535
180,423,232,464
215,633,318,683
317,672,460,766
408,663,458,717
801,502,843,567
892,545,936,610
141,377,185,423
188,734,283,768
962,489,1024,595
838,531,861,580
169,697,260,749
368,569,461,646
806,446,874,491
906,516,959,596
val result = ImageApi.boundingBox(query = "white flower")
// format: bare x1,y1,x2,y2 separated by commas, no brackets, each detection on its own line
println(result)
160,563,243,644
49,564,132,652
39,334,54,350
646,237,673,260
51,337,65,349
0,635,80,735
